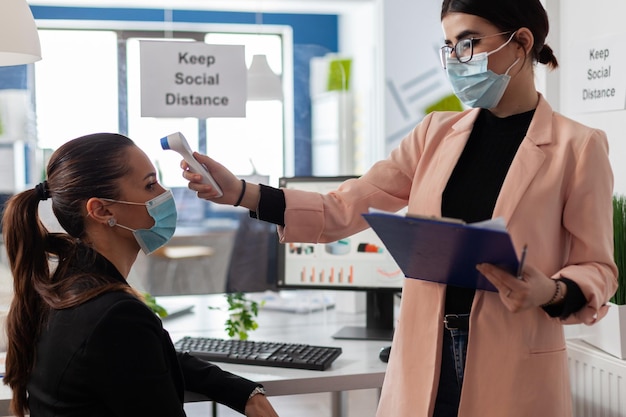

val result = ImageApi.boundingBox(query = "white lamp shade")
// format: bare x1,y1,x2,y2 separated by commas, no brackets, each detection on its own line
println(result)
247,54,283,101
0,0,42,66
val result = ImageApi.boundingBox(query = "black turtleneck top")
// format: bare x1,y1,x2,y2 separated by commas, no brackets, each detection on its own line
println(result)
441,109,533,313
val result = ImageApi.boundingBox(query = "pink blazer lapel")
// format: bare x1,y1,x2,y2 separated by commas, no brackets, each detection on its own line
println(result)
422,110,481,215
494,95,553,221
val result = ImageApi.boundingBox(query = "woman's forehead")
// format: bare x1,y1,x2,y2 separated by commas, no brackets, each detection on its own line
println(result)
442,13,496,41
124,146,157,180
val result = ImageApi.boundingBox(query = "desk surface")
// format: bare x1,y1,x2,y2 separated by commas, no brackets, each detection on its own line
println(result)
161,294,389,398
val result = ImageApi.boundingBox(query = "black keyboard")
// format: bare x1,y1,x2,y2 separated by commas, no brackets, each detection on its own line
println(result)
174,336,342,371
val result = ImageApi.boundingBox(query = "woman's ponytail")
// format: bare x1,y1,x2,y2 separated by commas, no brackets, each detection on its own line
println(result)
2,133,137,416
2,188,51,416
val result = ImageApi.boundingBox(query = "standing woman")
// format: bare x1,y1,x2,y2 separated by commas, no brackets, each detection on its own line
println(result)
2,133,279,417
182,0,617,416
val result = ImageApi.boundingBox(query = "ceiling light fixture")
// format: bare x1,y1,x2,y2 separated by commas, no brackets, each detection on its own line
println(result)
0,0,42,66
247,54,283,101
247,5,283,101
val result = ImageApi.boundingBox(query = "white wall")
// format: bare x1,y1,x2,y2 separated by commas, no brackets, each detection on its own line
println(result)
548,0,626,194
382,0,450,154
338,2,381,173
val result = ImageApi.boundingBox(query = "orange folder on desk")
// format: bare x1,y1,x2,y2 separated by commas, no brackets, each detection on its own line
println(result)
362,212,521,292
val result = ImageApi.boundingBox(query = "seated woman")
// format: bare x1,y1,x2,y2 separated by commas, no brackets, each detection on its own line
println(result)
2,133,279,417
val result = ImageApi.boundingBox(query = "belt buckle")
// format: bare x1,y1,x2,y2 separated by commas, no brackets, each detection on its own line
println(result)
444,314,469,330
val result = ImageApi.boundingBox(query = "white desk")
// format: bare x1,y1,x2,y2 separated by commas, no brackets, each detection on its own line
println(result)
162,294,388,416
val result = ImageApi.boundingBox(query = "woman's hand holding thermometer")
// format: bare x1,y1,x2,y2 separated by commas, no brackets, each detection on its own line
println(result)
160,132,223,197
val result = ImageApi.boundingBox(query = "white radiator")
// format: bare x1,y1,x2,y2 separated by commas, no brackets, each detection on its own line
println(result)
567,339,626,417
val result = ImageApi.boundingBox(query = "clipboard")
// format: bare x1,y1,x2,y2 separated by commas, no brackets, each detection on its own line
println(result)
362,212,520,292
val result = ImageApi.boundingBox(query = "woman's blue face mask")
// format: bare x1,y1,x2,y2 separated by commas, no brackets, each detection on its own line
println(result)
104,190,177,255
444,32,519,109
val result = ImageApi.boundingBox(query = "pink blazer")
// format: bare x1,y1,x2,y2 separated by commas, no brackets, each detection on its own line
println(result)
279,95,617,416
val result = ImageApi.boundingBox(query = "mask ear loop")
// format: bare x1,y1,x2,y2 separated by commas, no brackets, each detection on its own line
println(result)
105,215,135,232
487,31,521,76
108,219,136,232
504,57,521,75
95,198,145,231
486,30,518,58
85,199,118,228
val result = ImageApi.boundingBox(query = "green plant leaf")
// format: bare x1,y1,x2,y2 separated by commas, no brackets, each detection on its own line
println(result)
613,194,626,305
215,292,262,339
142,292,168,318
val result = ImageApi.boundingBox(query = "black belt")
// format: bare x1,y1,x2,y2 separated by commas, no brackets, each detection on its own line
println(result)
443,314,470,331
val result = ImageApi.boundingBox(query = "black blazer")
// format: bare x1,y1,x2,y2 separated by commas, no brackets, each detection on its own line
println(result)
26,256,258,416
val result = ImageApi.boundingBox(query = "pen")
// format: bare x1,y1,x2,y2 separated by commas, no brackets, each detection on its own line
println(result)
517,244,528,279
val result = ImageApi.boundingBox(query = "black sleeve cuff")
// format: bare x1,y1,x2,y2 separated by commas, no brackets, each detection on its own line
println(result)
249,183,285,226
178,352,258,414
542,278,587,319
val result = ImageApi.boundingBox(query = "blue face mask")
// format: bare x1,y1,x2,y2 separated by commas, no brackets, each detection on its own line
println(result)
445,33,519,109
105,190,177,255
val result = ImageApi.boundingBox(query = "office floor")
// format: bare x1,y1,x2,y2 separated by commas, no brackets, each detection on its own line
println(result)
184,390,379,417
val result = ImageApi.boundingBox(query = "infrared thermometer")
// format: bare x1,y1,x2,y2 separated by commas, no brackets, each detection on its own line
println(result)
160,132,223,197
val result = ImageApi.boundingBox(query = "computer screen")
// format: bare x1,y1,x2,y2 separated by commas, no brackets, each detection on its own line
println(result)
277,176,404,341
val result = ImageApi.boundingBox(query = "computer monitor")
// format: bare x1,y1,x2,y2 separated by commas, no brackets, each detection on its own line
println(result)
277,176,404,341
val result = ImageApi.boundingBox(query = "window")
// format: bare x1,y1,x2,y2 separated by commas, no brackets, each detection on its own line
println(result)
204,33,284,186
125,31,285,187
35,30,118,150
34,24,290,188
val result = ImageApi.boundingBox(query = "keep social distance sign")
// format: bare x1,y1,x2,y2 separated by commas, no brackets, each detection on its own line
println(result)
140,40,246,118
569,34,626,113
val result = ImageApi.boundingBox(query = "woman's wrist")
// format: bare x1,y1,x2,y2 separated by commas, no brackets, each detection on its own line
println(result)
249,184,286,226
541,279,566,307
233,179,247,206
248,386,266,400
542,277,586,319
239,182,261,211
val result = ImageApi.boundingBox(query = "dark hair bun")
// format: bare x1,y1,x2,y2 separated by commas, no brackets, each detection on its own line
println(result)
538,44,559,69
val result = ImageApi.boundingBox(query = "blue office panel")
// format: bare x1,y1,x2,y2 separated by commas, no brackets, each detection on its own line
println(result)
31,6,165,21
31,6,338,52
174,10,338,52
0,66,28,90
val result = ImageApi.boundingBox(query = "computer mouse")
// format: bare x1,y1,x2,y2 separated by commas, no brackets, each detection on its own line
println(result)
379,345,391,363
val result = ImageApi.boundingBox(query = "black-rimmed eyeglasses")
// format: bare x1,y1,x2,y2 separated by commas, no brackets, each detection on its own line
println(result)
440,31,513,69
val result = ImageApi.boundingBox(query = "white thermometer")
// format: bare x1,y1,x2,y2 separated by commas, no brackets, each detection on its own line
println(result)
160,132,223,197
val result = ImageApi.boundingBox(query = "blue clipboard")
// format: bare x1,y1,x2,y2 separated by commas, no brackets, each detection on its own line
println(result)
362,212,521,292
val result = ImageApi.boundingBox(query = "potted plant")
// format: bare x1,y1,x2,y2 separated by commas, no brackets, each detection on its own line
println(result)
212,292,264,340
581,194,626,359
